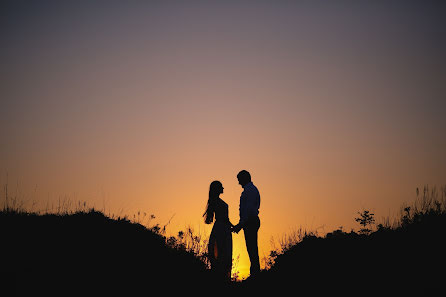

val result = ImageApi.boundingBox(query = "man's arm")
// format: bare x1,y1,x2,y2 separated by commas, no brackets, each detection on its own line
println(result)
233,191,247,233
239,190,248,227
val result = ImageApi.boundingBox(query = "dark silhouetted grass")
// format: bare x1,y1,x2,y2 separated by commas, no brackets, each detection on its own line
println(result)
2,185,445,296
254,185,446,295
1,206,212,296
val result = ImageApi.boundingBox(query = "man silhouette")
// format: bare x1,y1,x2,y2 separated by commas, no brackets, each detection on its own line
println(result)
232,170,261,278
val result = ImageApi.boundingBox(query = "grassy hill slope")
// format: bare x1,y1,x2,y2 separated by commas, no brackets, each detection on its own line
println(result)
252,191,446,295
3,186,445,296
2,209,210,295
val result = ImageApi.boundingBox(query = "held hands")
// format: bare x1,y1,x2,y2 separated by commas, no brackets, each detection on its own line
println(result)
231,223,242,234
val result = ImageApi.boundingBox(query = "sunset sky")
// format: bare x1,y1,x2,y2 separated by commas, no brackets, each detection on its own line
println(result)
2,1,445,278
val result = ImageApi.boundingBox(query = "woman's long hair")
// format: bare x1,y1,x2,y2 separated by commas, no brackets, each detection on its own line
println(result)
203,181,222,224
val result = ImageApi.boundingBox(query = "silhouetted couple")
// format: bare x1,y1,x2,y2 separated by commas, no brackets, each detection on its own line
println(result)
203,170,261,282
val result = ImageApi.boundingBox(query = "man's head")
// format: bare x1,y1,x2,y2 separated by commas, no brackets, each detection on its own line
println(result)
237,170,251,188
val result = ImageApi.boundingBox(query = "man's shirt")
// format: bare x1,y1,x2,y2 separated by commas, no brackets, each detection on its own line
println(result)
239,182,260,226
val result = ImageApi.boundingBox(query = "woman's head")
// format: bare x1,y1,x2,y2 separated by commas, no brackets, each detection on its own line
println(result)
203,180,223,224
209,180,224,196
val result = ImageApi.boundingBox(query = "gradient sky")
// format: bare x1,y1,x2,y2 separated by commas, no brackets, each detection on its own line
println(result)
2,1,445,278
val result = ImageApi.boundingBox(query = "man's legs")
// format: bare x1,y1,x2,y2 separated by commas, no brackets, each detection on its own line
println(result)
243,217,260,276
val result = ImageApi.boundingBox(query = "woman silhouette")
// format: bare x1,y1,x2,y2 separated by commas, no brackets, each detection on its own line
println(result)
203,181,234,281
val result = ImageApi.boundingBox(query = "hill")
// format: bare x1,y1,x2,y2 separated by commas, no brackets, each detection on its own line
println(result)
1,209,211,296
247,190,446,295
2,186,445,296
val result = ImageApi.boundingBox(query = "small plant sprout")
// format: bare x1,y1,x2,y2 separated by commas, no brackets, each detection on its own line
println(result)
355,210,375,235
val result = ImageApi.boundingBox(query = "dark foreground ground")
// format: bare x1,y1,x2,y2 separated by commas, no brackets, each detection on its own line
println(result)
2,198,445,296
2,210,209,296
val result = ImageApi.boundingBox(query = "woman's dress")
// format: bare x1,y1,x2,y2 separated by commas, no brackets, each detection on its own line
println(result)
208,198,233,280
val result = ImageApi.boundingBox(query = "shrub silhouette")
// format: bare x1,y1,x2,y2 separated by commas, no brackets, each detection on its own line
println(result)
355,210,375,235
